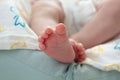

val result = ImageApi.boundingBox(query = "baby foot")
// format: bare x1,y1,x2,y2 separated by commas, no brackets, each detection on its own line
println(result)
75,43,86,62
39,23,75,63
70,41,86,62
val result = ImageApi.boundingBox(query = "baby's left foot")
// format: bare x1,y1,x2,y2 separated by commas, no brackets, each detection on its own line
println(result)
70,40,86,62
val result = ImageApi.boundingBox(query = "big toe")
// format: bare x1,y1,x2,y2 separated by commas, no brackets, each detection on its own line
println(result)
56,23,66,35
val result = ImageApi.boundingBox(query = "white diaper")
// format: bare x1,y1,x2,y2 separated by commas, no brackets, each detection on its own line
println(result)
0,0,39,50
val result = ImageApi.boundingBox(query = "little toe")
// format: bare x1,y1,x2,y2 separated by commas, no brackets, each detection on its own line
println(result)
56,23,66,35
39,44,46,50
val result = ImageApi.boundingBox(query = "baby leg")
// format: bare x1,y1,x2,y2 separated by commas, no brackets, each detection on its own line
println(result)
30,0,64,36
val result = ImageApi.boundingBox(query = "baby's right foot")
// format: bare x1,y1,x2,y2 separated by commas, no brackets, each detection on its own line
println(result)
39,23,75,63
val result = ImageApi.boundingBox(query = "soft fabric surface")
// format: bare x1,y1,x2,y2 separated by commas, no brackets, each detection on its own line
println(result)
0,1,38,50
0,50,120,80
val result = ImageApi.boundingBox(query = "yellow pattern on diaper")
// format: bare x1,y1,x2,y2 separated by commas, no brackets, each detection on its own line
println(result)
10,41,27,49
87,46,104,59
98,46,104,52
0,25,4,31
90,46,104,53
22,42,27,48
104,64,120,71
